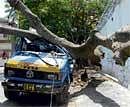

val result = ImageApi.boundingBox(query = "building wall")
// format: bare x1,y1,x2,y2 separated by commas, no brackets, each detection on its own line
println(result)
0,19,12,59
101,0,130,36
0,35,12,57
99,0,130,89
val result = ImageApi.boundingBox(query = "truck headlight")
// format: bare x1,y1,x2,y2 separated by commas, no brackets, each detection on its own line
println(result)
47,74,57,80
7,70,15,77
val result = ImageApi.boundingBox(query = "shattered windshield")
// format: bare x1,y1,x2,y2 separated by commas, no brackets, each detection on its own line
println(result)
15,37,65,54
25,39,63,53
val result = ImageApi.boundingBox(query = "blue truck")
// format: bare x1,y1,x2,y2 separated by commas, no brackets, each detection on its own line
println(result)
2,37,74,104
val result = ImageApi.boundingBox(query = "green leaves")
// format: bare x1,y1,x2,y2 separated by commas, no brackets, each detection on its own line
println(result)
16,0,108,43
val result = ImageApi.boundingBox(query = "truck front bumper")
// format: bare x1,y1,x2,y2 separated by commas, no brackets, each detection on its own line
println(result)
2,80,64,94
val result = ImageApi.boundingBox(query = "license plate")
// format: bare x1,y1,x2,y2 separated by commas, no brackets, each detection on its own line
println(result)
23,84,35,91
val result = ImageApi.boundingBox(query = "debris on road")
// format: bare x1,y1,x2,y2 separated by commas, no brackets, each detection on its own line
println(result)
69,67,111,95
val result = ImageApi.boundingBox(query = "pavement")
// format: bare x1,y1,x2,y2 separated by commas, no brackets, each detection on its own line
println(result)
68,80,130,107
0,67,130,107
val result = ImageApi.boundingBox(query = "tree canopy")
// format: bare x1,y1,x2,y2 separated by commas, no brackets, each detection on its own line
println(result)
17,0,109,44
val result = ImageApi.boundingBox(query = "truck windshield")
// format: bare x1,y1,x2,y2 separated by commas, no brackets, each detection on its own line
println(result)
25,39,63,53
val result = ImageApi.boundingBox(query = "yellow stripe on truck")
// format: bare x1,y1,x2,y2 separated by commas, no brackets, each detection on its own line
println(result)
6,59,60,73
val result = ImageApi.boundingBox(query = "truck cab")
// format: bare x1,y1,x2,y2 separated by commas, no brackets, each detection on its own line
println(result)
2,37,74,104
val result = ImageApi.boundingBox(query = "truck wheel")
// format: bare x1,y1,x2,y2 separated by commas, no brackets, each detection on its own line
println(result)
56,91,69,105
4,89,18,100
56,85,69,105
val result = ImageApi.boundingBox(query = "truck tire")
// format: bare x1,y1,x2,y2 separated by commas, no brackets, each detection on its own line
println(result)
4,89,18,100
56,91,69,105
56,83,69,105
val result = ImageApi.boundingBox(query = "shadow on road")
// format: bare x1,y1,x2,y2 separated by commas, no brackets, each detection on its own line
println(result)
70,78,120,107
0,94,68,107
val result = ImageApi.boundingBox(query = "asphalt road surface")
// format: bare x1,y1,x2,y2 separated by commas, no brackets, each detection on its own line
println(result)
0,67,130,107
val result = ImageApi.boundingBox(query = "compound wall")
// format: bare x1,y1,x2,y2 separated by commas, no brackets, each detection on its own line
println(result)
100,0,130,89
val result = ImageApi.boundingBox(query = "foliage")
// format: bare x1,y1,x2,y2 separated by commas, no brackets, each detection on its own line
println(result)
7,0,109,44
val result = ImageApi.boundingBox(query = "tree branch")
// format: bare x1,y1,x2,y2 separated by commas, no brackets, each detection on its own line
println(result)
7,0,80,48
7,0,112,48
111,25,130,65
0,24,39,40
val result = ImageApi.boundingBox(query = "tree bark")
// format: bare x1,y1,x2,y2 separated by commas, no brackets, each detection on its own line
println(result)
111,26,130,65
0,24,39,40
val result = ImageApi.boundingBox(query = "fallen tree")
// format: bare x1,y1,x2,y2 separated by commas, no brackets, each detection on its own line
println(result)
0,0,130,67
111,25,130,65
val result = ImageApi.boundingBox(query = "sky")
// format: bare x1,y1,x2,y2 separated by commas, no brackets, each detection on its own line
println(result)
0,0,7,18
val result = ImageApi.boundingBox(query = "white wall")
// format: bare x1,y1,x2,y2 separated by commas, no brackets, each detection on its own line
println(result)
101,0,130,36
0,43,11,50
100,0,130,89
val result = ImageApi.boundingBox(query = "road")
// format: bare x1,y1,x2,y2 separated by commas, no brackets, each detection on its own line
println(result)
0,67,130,107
